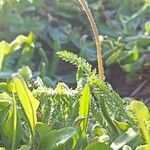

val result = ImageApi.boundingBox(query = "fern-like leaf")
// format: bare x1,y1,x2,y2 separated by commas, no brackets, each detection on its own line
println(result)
57,50,94,76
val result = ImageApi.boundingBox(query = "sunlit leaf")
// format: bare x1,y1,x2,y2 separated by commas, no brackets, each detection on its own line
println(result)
10,35,27,51
11,93,17,150
85,142,110,150
79,83,91,137
0,92,12,109
13,74,39,138
0,41,10,55
136,144,150,150
114,120,130,131
130,101,150,144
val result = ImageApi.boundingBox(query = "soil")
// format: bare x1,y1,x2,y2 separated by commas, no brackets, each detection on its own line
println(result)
106,64,150,107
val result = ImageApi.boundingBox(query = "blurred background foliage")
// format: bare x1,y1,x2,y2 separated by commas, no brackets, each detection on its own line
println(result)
0,0,150,87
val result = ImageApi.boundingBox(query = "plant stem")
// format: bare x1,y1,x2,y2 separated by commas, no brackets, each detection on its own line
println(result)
78,0,105,80
12,93,17,150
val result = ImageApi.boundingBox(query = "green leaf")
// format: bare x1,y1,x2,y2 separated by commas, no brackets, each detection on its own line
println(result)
110,128,139,150
136,145,150,150
0,71,13,79
17,45,34,68
38,127,76,150
85,142,110,150
119,46,139,65
26,32,35,44
13,74,39,138
125,35,150,47
1,104,22,149
0,47,4,70
38,48,49,71
123,145,132,150
79,83,91,137
10,35,27,51
0,105,11,126
39,62,46,79
43,76,56,88
0,41,10,55
114,120,130,131
130,101,150,120
0,83,8,93
145,21,150,34
105,49,121,66
76,66,84,81
91,135,110,144
11,93,17,150
93,125,106,136
35,122,50,139
57,50,92,75
121,58,144,73
17,145,31,150
0,92,12,109
130,101,150,144
18,66,32,81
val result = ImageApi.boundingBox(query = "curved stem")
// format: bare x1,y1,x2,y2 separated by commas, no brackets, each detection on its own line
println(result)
78,0,105,80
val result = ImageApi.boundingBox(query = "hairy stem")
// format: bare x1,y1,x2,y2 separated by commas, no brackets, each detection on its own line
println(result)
78,0,104,80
